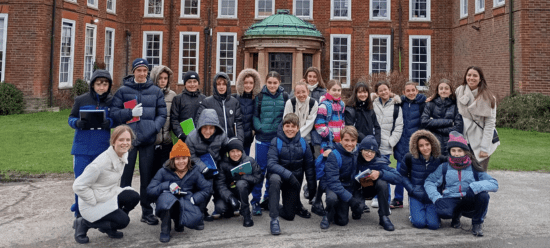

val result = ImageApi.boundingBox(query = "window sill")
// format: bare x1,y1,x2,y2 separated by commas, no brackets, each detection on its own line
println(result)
107,11,116,15
87,5,98,10
369,19,392,22
181,15,201,19
409,19,431,22
144,15,165,19
330,18,352,21
217,17,238,20
493,3,505,9
64,0,78,5
58,84,74,90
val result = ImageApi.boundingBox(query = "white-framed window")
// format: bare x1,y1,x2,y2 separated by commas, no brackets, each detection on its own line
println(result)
410,0,430,21
409,35,431,87
60,19,75,88
142,31,163,71
87,0,98,8
218,0,237,18
294,0,313,19
179,32,200,84
494,0,505,7
369,35,391,74
475,0,485,13
104,28,115,76
460,0,468,18
0,14,7,83
216,32,237,83
107,0,116,13
330,34,351,88
256,0,274,19
145,0,164,17
370,0,390,20
84,24,97,82
182,0,200,18
331,0,351,20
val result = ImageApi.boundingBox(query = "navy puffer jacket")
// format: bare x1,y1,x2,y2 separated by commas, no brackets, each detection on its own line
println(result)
421,97,463,155
253,85,288,142
110,75,167,146
357,135,407,187
321,143,356,202
215,155,262,202
234,68,262,147
170,89,206,141
394,94,426,162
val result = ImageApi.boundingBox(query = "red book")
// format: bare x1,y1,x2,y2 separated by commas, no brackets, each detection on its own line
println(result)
124,99,140,124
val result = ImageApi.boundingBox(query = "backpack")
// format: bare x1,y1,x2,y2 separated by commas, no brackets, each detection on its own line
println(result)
256,92,289,116
315,149,342,180
390,103,400,134
276,137,307,156
291,97,316,115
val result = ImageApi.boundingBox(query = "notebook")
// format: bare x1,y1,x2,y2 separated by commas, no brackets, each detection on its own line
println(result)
79,110,105,130
180,118,195,135
355,169,372,182
230,161,252,177
200,153,219,175
123,99,140,124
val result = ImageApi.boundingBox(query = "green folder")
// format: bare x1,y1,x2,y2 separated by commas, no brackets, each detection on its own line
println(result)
180,118,195,135
231,161,252,177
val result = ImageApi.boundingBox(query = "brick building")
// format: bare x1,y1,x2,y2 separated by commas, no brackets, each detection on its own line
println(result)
1,0,549,110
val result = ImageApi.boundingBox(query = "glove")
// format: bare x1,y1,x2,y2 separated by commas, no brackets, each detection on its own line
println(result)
132,103,143,117
201,167,209,175
465,188,476,201
170,183,181,194
229,197,240,210
348,197,361,212
434,198,445,210
288,175,301,190
190,197,195,205
75,120,89,129
100,119,111,130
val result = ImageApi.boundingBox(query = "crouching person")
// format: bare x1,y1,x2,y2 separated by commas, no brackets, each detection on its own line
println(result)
267,113,316,235
146,140,211,242
214,138,262,227
73,125,140,244
425,131,498,237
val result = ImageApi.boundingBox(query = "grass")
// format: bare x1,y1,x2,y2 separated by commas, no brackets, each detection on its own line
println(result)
1,111,549,175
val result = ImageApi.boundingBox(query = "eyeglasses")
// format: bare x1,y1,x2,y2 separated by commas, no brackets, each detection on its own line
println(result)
362,150,375,155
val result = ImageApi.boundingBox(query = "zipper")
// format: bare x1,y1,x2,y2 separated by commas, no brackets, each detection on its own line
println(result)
222,99,228,135
458,170,463,197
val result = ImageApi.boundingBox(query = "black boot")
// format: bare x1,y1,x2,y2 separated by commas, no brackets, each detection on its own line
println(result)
379,216,395,231
97,222,123,239
159,211,171,243
74,217,90,244
243,211,254,227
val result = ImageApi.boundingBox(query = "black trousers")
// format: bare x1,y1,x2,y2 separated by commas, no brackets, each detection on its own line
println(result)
355,179,391,217
325,188,351,226
153,142,173,174
268,174,300,220
93,190,140,229
198,178,214,214
214,180,253,217
435,192,490,225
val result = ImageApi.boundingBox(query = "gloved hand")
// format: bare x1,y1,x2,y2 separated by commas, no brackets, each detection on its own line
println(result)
132,103,143,117
288,175,301,190
178,133,186,142
100,119,111,130
229,196,240,210
170,183,181,194
190,197,195,205
348,197,361,212
465,188,476,201
434,198,445,210
201,167,209,175
75,119,89,129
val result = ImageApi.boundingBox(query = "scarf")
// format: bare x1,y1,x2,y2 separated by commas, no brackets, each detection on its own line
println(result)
448,155,472,170
295,97,310,128
456,85,493,120
307,83,318,92
325,92,341,102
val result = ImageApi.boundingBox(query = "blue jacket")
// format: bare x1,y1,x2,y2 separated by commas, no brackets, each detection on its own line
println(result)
321,143,356,202
421,97,463,155
110,75,167,146
424,162,499,203
399,154,446,204
394,94,426,162
253,85,288,142
68,70,114,156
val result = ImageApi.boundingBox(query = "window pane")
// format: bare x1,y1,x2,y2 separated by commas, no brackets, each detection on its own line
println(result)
410,38,429,86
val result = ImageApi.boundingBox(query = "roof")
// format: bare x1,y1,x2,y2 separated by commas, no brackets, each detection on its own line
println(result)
244,9,323,38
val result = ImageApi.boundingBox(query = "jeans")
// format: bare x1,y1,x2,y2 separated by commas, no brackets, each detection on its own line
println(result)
251,141,270,205
409,196,440,229
393,161,404,201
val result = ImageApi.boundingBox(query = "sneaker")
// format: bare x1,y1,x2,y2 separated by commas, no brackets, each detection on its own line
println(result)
252,202,262,216
371,198,379,208
141,214,159,225
320,216,330,229
352,212,362,220
211,211,221,220
472,224,484,237
390,199,403,209
270,219,280,235
296,206,311,219
363,204,371,213
451,218,462,229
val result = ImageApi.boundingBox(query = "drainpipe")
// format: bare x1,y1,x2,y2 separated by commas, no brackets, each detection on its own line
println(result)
48,0,57,107
125,30,131,76
168,0,174,69
509,0,515,95
398,0,403,73
390,28,394,72
204,10,210,94
207,0,214,95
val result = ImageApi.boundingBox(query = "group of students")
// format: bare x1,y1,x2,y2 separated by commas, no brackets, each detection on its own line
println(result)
69,57,500,244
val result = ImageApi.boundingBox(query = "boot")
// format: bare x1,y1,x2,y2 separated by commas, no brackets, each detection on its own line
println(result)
174,219,184,232
451,217,462,228
311,200,326,217
472,224,484,237
379,216,395,231
74,217,90,244
97,222,123,239
243,211,254,227
159,211,171,243
320,216,330,229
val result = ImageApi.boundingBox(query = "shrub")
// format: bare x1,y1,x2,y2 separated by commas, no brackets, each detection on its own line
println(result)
72,78,89,98
497,93,550,133
0,82,25,115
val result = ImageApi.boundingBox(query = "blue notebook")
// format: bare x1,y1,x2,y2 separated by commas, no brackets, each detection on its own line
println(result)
200,153,218,175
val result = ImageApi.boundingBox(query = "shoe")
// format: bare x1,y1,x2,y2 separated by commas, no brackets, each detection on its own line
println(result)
472,224,484,237
252,202,262,216
352,212,362,220
379,216,395,231
195,224,204,230
203,212,214,222
311,201,326,217
303,184,309,199
296,206,311,219
260,198,269,210
174,224,184,232
98,228,124,239
371,198,379,208
141,214,159,225
74,217,90,244
363,204,371,213
211,211,221,220
320,216,330,229
451,217,462,228
159,211,171,243
270,219,281,235
243,213,254,227
390,199,403,209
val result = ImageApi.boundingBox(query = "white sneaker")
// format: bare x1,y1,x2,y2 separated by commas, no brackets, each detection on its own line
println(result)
371,198,379,208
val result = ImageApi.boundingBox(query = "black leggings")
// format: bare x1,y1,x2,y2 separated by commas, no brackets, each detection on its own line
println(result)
93,190,140,229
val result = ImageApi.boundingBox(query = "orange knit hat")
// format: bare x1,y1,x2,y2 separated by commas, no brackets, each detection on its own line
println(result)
170,140,191,159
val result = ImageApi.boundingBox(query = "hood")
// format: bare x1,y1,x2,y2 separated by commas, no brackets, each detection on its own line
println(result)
213,72,232,99
409,130,441,159
89,69,113,99
123,74,155,90
196,109,225,136
401,93,427,104
261,85,285,97
236,68,262,98
150,65,174,94
276,122,302,143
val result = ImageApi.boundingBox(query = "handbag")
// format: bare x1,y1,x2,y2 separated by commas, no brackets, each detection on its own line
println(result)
471,119,499,144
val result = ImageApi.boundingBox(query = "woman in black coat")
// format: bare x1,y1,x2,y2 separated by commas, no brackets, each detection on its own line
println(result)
146,140,211,243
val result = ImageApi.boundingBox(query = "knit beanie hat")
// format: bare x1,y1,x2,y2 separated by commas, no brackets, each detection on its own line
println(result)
447,131,470,152
170,140,191,159
225,138,244,153
183,71,200,85
358,135,379,154
132,58,149,72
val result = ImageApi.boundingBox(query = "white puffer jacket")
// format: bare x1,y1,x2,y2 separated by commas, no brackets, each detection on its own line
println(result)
373,96,403,155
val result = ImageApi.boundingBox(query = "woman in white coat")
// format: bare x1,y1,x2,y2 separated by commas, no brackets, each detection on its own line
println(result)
455,66,500,171
73,125,141,244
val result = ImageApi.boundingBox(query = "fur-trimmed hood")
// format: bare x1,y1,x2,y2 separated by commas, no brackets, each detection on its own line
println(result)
150,65,174,94
236,68,262,98
409,129,441,159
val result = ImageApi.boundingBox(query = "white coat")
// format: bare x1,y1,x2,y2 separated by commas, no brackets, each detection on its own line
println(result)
373,96,403,155
283,96,319,142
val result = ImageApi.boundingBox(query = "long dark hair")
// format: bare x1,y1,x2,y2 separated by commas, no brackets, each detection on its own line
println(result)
462,66,496,108
303,67,325,89
430,78,456,101
347,82,373,109
266,71,281,83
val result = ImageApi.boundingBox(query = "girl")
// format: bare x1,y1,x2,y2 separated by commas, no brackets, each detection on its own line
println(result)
147,140,211,242
252,71,289,216
345,82,381,146
235,69,262,155
421,79,463,156
291,67,327,103
455,66,500,171
314,79,345,153
399,130,446,229
424,131,499,237
73,125,140,244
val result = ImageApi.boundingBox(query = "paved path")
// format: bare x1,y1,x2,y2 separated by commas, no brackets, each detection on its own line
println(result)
0,171,549,247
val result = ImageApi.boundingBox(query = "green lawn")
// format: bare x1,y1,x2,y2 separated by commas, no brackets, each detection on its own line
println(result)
0,110,549,174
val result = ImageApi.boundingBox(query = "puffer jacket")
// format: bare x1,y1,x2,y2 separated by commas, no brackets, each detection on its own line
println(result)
356,135,407,187
68,69,114,155
170,89,206,141
394,94,427,162
398,130,446,204
253,85,288,142
215,154,262,202
151,65,177,145
314,93,345,151
345,102,381,146
196,72,244,141
321,143,356,202
421,96,463,155
110,75,167,147
266,123,316,187
234,69,262,147
373,96,403,155
186,109,228,174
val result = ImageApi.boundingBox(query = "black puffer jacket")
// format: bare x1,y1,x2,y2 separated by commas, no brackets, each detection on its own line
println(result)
170,89,206,141
345,102,381,145
234,69,262,147
196,72,244,141
421,97,464,155
214,155,262,202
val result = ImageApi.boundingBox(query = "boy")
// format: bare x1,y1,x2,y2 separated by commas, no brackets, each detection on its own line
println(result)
266,113,316,235
171,71,206,142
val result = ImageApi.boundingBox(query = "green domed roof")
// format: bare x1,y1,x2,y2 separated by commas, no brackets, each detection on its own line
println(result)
244,10,322,38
